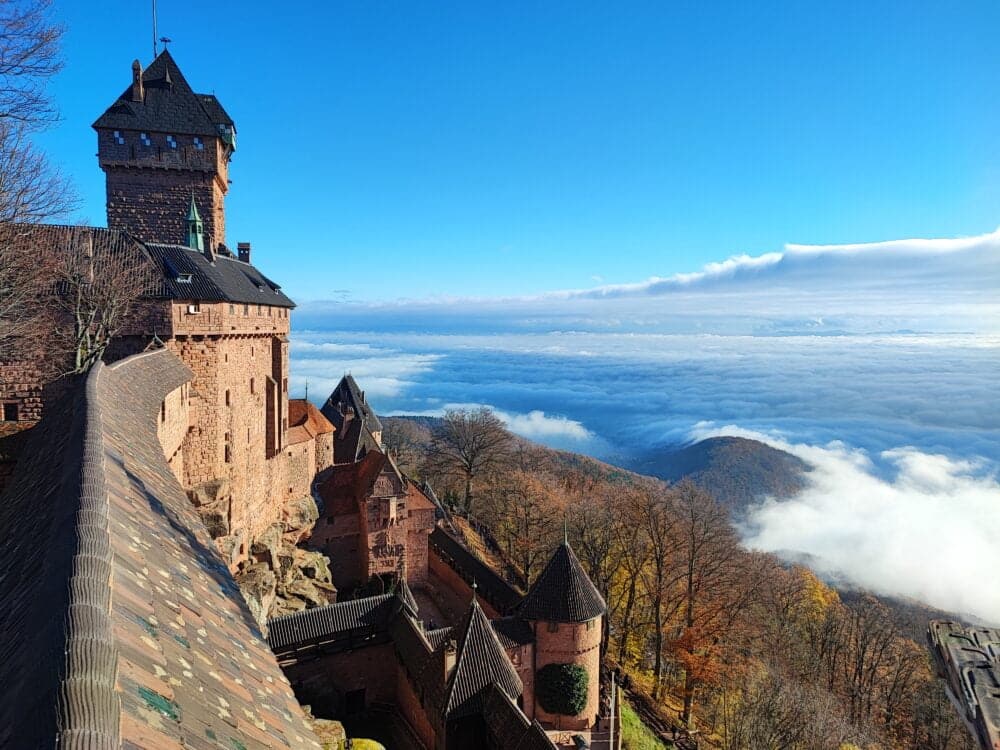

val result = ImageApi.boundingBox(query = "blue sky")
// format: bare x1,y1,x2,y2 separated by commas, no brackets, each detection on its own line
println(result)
36,2,1000,620
41,1,1000,302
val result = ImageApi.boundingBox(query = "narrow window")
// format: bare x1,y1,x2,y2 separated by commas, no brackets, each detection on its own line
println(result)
547,622,559,633
250,346,254,358
225,390,230,407
2,403,17,421
250,378,255,394
229,304,235,314
160,401,166,422
243,304,248,316
282,378,287,393
224,445,232,463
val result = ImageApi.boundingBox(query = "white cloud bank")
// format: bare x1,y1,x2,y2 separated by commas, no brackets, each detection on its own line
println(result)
693,424,1000,623
296,226,1000,337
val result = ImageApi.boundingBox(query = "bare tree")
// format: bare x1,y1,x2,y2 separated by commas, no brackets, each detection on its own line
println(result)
0,0,69,358
424,407,512,514
53,228,156,373
0,0,63,128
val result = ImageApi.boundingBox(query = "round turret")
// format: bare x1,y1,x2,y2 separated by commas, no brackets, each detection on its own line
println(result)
520,541,606,730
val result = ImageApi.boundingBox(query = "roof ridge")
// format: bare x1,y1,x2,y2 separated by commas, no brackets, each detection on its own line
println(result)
55,360,121,748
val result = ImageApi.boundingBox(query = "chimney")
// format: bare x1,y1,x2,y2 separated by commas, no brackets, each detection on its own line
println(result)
237,242,251,263
131,60,144,102
204,235,216,263
442,638,457,680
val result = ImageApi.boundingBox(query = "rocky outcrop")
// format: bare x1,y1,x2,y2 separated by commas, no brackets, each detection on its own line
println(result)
236,495,337,630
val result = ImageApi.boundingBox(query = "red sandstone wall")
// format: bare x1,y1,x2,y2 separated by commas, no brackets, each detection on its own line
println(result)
157,380,190,478
531,617,603,730
396,663,439,750
428,548,502,620
282,643,397,717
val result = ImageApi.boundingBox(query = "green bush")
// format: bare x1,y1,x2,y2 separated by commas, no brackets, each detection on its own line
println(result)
536,663,589,716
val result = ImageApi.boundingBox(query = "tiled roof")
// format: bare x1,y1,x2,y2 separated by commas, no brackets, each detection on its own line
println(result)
519,542,607,623
267,594,397,652
492,616,535,650
429,527,524,614
145,242,295,307
444,597,523,720
287,399,335,445
425,627,454,651
0,348,320,748
93,50,234,139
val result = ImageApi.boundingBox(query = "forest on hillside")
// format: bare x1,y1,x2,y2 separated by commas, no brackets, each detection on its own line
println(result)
384,413,972,750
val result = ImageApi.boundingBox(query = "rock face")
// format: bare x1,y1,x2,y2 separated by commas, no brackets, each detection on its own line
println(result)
235,495,337,631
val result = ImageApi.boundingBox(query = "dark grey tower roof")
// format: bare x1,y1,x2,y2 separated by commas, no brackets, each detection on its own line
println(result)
519,542,607,623
444,596,523,719
93,50,235,140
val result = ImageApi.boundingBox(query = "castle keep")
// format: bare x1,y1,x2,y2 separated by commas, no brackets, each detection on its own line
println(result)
0,49,613,750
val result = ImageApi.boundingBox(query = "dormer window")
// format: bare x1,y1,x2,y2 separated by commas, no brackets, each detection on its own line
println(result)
193,137,204,150
140,132,151,146
176,273,192,283
113,130,125,145
166,135,177,149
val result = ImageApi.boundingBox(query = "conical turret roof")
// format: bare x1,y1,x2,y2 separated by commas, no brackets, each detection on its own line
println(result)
443,595,522,719
519,542,606,623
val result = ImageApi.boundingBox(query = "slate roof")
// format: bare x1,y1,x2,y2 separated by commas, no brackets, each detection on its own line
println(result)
267,594,397,652
321,375,384,463
429,527,524,615
4,223,295,308
93,50,235,140
0,348,320,749
443,596,523,720
145,242,295,307
519,542,607,623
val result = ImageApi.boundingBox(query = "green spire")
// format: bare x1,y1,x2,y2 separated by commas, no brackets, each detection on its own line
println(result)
186,194,204,251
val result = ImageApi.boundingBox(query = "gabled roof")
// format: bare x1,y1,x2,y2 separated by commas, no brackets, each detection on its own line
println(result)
145,242,295,307
93,50,234,139
444,596,523,720
519,542,607,623
287,399,335,445
0,349,320,748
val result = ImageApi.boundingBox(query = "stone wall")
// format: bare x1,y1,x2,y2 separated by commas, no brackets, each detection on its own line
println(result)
428,548,503,620
396,663,439,750
99,129,229,245
156,378,190,479
281,643,397,718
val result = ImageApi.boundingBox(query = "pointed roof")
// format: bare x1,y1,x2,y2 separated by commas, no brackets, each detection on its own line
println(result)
186,193,201,222
519,542,606,623
321,375,385,463
93,50,234,139
444,596,523,719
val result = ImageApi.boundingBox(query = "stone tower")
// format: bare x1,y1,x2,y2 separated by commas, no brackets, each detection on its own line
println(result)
93,50,236,248
519,540,607,730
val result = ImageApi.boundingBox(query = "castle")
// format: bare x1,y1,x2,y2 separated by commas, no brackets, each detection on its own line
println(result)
0,50,614,749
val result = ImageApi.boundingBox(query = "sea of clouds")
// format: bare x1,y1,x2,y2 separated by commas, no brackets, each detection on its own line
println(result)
292,229,1000,621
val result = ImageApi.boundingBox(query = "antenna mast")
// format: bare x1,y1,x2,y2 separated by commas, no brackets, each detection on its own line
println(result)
152,0,158,58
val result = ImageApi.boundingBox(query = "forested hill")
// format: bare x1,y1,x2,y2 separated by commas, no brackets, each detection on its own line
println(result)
630,435,810,514
385,416,809,514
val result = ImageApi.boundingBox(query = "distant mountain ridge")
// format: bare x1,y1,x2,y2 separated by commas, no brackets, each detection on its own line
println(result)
630,436,810,514
385,416,810,514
